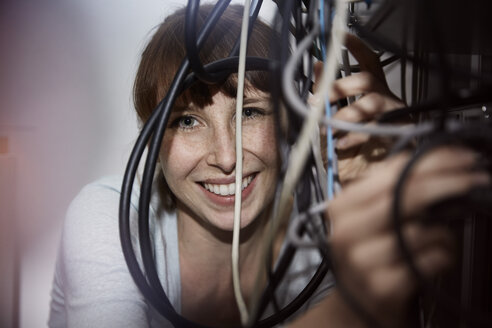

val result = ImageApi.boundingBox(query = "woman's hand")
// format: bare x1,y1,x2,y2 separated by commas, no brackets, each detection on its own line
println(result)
314,33,405,185
325,147,490,327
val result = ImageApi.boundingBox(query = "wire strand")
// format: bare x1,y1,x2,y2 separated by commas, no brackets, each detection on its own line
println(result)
232,0,252,325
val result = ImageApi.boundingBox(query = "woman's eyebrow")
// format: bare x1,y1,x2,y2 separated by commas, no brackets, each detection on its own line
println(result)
171,104,197,113
243,97,269,106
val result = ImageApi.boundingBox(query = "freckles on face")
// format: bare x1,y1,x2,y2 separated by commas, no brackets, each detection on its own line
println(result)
159,90,279,231
160,118,208,206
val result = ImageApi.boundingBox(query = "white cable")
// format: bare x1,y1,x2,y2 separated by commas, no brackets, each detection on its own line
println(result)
232,0,252,325
282,25,433,136
286,200,329,248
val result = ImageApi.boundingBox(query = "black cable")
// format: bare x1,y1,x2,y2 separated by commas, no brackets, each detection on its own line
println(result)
410,21,421,107
419,0,451,130
278,0,308,145
120,94,198,326
299,0,317,102
181,56,271,90
229,0,263,57
293,1,307,98
256,257,329,328
399,0,409,106
184,0,264,84
185,0,221,84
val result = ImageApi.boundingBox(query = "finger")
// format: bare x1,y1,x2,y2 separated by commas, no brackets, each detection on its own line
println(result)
336,132,370,150
329,72,387,103
330,95,395,141
410,146,480,177
333,92,404,123
403,170,490,217
331,147,486,213
366,264,416,305
329,149,489,236
347,224,454,272
343,33,387,86
415,246,455,278
336,151,372,185
333,168,490,245
363,147,482,190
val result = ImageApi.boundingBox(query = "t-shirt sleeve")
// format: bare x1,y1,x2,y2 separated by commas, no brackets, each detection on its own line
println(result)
54,181,151,327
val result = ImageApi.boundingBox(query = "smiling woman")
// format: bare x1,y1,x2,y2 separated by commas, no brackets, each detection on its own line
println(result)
48,4,334,327
48,2,489,328
161,89,278,232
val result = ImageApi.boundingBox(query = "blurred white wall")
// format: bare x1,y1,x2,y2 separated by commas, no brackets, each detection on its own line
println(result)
0,1,276,327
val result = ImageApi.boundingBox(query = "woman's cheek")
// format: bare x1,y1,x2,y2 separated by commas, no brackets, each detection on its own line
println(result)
160,133,204,185
242,118,279,165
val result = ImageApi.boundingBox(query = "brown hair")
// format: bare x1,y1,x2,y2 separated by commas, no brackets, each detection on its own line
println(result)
133,4,277,210
133,3,275,124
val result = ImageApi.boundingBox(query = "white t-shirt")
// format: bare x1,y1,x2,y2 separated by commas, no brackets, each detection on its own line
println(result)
48,176,333,327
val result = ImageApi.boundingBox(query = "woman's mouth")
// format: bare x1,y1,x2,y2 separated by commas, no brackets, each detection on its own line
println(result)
198,173,257,206
202,175,254,196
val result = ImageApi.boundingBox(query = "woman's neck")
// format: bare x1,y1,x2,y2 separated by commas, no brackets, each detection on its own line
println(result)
177,202,268,278
176,204,271,327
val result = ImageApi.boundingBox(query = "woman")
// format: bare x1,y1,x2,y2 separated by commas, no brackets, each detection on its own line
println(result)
49,4,489,328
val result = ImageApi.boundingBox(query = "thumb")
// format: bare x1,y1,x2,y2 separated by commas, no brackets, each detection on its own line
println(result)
343,33,388,88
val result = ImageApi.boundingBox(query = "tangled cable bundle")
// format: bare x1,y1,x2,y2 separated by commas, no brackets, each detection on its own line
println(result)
119,0,492,327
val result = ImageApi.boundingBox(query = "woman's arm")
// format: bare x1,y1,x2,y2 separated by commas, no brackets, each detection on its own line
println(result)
288,147,489,327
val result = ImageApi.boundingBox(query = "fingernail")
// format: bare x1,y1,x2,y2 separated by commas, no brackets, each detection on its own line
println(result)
336,136,349,149
312,95,322,106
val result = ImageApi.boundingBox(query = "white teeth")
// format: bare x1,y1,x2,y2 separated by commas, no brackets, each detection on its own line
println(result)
228,183,235,195
219,184,228,196
203,175,254,196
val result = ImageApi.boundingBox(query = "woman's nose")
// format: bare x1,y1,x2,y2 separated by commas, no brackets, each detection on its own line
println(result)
207,125,237,173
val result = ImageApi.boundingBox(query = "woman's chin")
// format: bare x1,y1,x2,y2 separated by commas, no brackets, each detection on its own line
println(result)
201,209,267,240
206,215,255,232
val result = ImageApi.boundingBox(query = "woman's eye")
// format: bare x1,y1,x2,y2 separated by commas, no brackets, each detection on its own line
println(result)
242,107,262,120
175,116,199,129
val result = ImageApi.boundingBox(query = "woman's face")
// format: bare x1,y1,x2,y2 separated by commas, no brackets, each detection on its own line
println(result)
160,88,279,231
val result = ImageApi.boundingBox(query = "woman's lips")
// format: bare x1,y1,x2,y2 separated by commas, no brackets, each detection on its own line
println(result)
198,173,257,206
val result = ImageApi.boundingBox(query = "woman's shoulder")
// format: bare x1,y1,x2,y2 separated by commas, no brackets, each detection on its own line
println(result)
74,175,127,200
63,174,176,250
50,174,176,327
62,175,130,254
67,175,143,219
